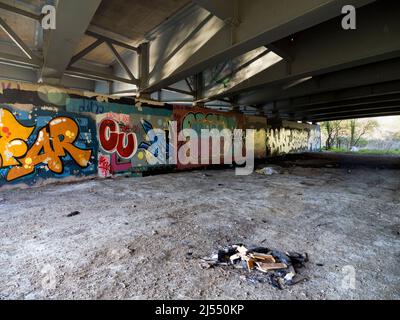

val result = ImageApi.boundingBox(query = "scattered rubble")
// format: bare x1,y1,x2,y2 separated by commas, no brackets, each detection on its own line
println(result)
201,244,309,290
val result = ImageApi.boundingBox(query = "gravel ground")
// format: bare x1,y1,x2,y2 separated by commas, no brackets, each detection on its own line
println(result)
0,164,399,300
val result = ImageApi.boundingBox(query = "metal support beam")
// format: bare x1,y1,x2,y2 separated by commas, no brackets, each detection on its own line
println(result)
164,86,194,96
310,109,400,122
39,0,102,84
0,52,41,68
200,48,282,101
258,78,400,121
106,41,136,81
264,86,400,112
69,39,104,66
290,94,400,114
144,0,374,93
0,62,37,84
0,61,95,91
0,3,41,21
255,58,400,105
0,17,39,62
267,38,293,62
193,0,234,21
86,30,139,53
66,66,137,85
298,101,400,118
138,42,150,91
238,1,400,105
185,77,194,93
194,72,204,101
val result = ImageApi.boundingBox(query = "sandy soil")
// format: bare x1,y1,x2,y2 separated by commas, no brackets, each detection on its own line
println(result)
0,164,399,300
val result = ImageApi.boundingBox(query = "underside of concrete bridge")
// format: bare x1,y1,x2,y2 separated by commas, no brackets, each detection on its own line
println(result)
0,0,399,303
0,0,399,121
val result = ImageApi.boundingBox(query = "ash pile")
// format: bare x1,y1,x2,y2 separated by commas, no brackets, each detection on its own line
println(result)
201,244,309,290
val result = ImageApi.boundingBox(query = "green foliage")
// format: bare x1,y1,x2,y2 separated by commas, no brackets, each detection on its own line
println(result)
356,149,400,155
357,137,368,148
321,119,382,150
326,148,400,155
328,147,348,153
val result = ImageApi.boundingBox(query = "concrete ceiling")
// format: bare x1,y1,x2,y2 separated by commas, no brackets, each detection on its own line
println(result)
73,34,126,66
0,0,191,65
1,0,44,13
81,0,191,65
0,0,44,51
0,0,400,122
0,8,39,48
92,0,190,42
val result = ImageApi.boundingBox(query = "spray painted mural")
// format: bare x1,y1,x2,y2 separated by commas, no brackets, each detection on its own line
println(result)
0,80,322,189
0,105,97,187
173,106,241,170
267,121,321,156
96,108,172,177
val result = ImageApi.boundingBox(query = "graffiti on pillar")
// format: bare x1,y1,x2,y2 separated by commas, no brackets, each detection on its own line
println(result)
244,115,267,159
0,106,97,187
308,126,322,151
267,122,321,156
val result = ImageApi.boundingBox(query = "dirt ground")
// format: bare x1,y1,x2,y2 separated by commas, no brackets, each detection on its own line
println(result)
1,159,399,300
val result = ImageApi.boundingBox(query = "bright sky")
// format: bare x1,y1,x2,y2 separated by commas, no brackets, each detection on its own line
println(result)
369,115,400,139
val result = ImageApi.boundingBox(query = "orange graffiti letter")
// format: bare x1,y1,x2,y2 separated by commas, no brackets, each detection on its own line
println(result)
7,117,92,181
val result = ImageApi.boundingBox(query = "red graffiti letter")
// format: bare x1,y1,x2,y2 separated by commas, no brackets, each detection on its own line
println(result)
99,119,119,152
99,118,137,159
117,132,137,159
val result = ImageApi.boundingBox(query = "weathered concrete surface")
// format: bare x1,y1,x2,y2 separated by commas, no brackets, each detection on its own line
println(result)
0,165,399,299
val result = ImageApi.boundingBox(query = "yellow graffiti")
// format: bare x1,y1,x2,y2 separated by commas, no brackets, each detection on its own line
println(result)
7,117,92,181
0,108,92,181
0,108,34,167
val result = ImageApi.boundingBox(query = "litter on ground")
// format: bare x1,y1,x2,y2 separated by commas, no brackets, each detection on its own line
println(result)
255,167,281,175
201,244,309,290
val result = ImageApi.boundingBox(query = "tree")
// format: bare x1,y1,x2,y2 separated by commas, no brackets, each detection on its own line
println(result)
321,119,379,150
323,121,333,149
322,120,343,149
348,119,378,148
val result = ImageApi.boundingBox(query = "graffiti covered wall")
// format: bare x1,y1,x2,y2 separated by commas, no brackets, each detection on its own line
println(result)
173,106,241,170
244,115,267,160
0,80,322,189
67,97,139,115
0,105,97,187
0,80,135,188
267,121,321,156
96,108,173,177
